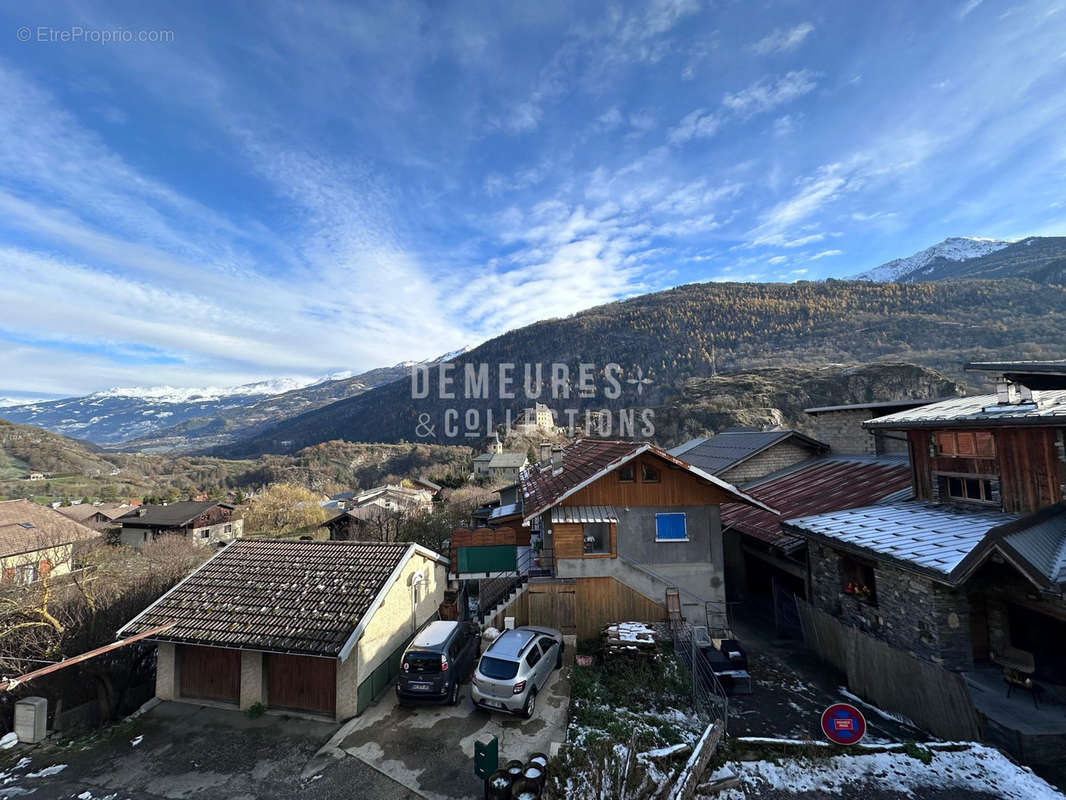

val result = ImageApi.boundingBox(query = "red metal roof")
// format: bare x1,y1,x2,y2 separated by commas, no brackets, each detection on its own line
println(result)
720,458,912,551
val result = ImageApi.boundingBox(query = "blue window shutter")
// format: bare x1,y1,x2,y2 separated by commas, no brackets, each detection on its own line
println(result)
655,513,687,541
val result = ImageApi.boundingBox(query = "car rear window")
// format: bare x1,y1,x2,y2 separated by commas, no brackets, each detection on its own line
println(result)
479,656,519,680
405,651,441,674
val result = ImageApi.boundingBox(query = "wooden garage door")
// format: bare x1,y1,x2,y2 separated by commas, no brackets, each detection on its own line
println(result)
266,654,336,715
179,645,240,703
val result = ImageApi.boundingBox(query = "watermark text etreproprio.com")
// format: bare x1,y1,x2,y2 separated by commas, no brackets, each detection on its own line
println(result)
16,25,174,44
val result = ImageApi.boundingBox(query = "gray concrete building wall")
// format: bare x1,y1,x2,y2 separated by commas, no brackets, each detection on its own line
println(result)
155,642,177,701
719,441,818,485
239,650,264,710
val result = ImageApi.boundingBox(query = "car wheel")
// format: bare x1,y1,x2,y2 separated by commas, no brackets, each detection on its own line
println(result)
522,690,537,719
449,681,459,706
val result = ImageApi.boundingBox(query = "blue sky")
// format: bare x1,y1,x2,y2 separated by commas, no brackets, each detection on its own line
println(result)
1,0,1065,399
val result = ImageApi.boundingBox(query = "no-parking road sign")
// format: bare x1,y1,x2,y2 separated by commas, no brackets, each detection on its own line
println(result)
821,702,867,745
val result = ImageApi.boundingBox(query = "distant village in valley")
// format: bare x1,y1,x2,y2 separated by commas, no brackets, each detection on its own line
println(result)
4,356,1066,798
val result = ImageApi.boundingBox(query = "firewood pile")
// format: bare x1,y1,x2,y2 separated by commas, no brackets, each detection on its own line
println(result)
602,621,660,660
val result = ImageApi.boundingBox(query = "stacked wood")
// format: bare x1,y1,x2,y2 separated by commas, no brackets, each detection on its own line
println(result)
602,621,660,659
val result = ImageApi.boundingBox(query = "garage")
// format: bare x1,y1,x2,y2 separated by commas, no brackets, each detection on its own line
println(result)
266,653,337,715
179,645,240,703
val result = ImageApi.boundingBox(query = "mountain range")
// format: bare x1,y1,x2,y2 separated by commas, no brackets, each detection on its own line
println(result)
0,350,471,451
4,235,1066,455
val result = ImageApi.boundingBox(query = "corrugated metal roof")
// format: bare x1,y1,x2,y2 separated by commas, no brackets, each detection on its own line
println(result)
784,502,1017,576
1003,510,1066,584
864,389,1066,429
550,505,618,524
804,399,943,415
721,457,913,552
667,429,827,475
489,502,521,520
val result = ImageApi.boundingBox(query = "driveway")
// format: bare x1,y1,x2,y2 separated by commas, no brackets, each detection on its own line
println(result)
0,701,419,800
316,650,572,800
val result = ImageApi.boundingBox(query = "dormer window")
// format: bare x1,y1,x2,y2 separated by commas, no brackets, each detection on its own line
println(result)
945,476,997,505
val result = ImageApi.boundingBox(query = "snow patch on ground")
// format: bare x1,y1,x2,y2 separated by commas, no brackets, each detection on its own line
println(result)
709,745,1064,799
26,763,67,778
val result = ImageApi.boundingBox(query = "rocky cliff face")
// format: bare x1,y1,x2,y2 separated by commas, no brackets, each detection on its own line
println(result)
653,363,964,446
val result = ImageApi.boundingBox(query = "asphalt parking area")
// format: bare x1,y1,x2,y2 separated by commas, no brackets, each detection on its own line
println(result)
318,653,572,800
0,701,419,800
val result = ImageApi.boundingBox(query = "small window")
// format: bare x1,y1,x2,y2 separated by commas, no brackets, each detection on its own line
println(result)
618,464,635,482
525,644,542,668
641,463,660,483
583,522,610,554
200,530,210,539
655,513,687,541
945,475,996,504
936,431,996,458
840,556,877,605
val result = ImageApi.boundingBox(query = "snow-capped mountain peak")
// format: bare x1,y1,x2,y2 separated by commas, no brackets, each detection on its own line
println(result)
88,377,318,404
854,236,1011,282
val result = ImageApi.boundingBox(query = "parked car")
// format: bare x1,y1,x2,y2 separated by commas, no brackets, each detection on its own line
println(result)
471,625,563,718
396,620,480,706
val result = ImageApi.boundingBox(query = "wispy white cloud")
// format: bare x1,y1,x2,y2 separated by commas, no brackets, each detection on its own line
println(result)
667,109,720,144
809,249,843,259
751,23,815,55
723,70,820,117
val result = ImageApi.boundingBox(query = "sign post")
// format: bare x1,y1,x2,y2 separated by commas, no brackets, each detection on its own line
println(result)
820,703,867,745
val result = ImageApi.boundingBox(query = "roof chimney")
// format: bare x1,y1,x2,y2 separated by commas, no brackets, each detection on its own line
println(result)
551,446,564,472
539,442,552,464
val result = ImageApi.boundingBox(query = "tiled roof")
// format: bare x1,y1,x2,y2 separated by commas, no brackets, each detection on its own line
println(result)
668,429,827,475
721,457,912,552
864,390,1066,429
56,503,131,523
550,505,618,524
520,439,644,518
119,539,432,656
519,439,776,522
114,501,229,529
0,499,100,558
783,502,1016,578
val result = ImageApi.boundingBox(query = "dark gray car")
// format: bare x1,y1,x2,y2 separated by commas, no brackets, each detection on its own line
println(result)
396,620,480,706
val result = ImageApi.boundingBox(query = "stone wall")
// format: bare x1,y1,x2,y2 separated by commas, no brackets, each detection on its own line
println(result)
719,440,817,484
808,409,879,455
809,542,972,670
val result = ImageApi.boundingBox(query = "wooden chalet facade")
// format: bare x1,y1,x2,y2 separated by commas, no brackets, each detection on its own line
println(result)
462,439,776,638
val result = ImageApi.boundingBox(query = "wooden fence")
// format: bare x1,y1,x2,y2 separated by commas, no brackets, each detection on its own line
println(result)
482,577,667,641
796,598,981,741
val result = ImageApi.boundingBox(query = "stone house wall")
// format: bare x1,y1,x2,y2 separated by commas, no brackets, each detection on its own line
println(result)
809,542,973,670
